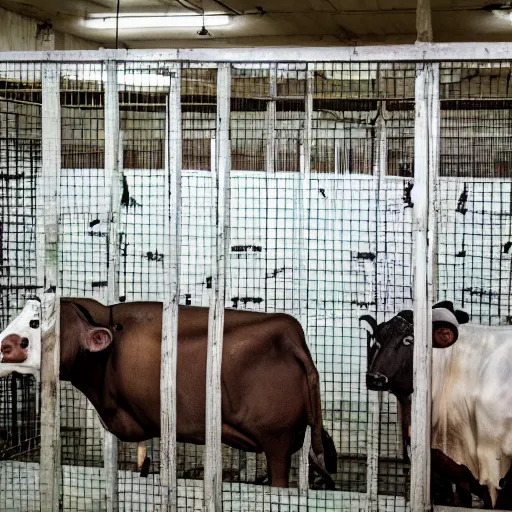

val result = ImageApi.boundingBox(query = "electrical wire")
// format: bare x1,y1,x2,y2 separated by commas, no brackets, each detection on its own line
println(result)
115,0,120,49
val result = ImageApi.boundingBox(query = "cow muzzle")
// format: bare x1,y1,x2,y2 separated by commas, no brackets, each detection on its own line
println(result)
366,372,389,391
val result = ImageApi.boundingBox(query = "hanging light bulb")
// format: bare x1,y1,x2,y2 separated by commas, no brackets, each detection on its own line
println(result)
197,1,211,36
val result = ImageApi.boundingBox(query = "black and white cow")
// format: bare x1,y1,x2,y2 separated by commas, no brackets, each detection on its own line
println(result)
364,301,512,509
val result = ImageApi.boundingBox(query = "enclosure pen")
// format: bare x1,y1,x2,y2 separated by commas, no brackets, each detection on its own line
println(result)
4,44,512,512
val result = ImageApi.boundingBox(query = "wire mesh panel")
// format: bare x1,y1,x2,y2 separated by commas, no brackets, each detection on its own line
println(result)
0,62,41,512
58,62,109,511
438,62,512,325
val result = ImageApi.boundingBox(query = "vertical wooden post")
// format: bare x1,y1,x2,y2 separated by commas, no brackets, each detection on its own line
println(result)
365,114,387,512
160,67,182,512
266,63,277,174
40,62,61,512
298,66,313,493
429,71,440,304
104,59,120,512
410,63,439,512
204,62,231,512
416,0,433,42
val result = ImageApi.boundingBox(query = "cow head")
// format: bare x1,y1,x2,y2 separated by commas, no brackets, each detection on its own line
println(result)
0,299,41,377
59,301,113,379
363,301,469,400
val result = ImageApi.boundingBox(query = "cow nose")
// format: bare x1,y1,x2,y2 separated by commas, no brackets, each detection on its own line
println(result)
366,372,389,390
20,337,29,349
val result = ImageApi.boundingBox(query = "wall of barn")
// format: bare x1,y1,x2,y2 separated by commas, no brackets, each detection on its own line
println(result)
0,6,98,52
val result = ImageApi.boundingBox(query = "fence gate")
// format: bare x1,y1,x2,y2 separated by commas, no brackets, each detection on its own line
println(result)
0,45,512,512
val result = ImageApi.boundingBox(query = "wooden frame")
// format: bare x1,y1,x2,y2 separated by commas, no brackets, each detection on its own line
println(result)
204,62,231,512
39,62,62,512
160,67,182,512
104,59,122,512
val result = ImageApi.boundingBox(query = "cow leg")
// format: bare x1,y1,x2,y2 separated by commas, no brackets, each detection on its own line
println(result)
454,485,472,508
263,436,293,488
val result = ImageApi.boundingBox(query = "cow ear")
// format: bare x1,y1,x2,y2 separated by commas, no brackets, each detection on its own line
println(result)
454,310,469,324
83,327,112,352
433,301,454,312
66,302,113,353
398,310,413,324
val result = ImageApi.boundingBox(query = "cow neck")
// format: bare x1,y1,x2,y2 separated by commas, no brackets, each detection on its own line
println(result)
69,305,118,413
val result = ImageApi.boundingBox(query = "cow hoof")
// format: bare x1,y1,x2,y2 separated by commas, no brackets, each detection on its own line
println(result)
140,457,151,478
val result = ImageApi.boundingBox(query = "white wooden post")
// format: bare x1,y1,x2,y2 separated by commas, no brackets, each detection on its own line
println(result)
365,114,387,512
298,66,313,493
410,63,439,512
160,67,182,512
104,59,120,512
40,62,62,512
429,72,440,303
204,62,231,512
266,63,277,173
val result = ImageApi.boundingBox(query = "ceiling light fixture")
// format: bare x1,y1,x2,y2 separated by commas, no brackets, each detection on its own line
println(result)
83,13,231,30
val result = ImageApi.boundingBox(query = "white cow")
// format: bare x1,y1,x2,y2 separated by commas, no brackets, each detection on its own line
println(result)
432,323,512,506
365,302,512,508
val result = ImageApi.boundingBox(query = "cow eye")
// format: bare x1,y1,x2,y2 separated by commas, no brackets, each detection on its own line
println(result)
403,335,414,346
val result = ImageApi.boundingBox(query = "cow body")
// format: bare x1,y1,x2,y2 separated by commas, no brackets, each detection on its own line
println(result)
432,323,512,506
53,298,336,488
365,304,512,508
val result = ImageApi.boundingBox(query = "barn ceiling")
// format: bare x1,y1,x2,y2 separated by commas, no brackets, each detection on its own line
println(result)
0,0,511,49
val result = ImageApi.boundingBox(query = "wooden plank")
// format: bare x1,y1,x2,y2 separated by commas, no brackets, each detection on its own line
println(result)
104,60,120,512
265,64,276,174
204,62,231,512
298,67,314,493
410,62,439,512
39,62,61,512
429,67,440,302
160,67,182,512
5,44,512,63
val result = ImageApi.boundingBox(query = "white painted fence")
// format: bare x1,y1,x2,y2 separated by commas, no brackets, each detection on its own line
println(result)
1,47,512,512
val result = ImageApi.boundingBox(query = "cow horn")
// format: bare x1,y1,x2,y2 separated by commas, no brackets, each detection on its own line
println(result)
359,315,377,335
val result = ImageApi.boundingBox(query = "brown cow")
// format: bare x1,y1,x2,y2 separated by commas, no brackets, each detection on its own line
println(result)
3,297,337,488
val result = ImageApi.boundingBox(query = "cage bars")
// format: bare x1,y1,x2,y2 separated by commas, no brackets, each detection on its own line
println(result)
39,62,62,512
204,62,231,512
160,67,182,512
104,60,121,512
6,51,504,512
410,63,439,512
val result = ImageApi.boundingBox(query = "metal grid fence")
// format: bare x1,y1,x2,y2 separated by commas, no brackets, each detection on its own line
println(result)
0,49,511,512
